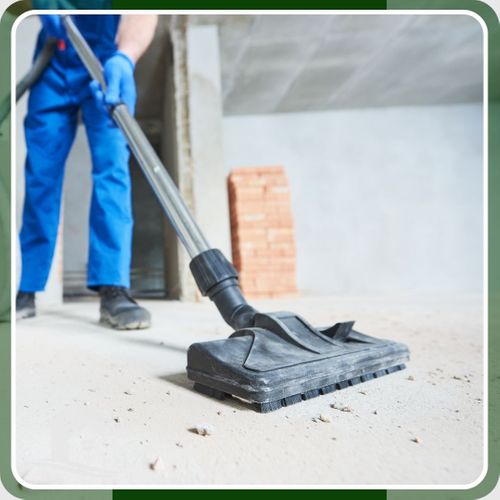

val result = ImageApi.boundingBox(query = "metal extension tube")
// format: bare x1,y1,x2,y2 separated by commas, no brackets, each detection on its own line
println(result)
62,15,210,259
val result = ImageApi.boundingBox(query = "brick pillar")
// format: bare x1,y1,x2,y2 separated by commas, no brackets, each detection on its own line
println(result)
228,166,297,298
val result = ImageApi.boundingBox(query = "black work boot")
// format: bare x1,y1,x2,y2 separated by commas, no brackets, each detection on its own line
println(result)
99,286,151,330
16,291,36,320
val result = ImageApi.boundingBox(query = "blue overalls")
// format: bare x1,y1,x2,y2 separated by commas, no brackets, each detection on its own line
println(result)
19,15,133,292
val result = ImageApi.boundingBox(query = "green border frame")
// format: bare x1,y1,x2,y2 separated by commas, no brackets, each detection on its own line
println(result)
0,1,498,499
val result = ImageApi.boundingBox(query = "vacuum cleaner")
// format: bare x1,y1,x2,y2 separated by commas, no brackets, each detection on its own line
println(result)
33,16,410,412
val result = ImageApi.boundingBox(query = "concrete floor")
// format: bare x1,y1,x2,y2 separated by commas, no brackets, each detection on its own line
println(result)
14,295,484,487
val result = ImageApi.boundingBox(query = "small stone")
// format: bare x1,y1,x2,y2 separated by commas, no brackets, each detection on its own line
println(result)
373,410,378,415
406,376,415,381
319,414,331,423
358,391,367,395
217,411,222,416
176,442,183,448
150,457,165,472
113,417,120,423
190,424,214,436
124,390,135,395
411,437,422,444
331,403,353,413
331,437,337,440
127,408,134,412
452,376,463,380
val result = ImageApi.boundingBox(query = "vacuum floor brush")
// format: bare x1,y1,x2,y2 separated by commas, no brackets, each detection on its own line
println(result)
63,16,410,412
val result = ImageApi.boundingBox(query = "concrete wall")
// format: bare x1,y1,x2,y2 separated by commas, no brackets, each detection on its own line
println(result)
223,103,483,296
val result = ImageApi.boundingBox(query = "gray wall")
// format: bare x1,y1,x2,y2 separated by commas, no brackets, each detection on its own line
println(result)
223,103,483,296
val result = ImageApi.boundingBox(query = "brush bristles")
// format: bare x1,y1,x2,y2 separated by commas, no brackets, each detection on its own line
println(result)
255,364,406,413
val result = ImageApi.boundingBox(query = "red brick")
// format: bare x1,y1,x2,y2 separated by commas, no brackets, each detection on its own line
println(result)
228,165,297,298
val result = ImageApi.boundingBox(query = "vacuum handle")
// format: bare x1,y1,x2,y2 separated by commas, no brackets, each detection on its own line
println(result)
61,15,211,259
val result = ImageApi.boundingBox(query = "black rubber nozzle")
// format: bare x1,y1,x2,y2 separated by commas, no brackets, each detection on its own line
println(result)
189,249,257,330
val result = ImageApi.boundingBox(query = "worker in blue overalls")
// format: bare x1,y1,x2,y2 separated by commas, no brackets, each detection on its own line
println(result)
16,13,158,329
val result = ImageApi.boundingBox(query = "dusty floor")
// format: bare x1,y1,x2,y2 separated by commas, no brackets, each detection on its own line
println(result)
14,294,484,486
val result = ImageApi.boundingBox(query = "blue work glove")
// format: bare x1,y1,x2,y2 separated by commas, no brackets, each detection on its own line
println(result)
89,52,136,114
39,14,64,39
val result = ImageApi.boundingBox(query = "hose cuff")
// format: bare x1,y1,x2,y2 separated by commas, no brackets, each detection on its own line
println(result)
189,249,238,296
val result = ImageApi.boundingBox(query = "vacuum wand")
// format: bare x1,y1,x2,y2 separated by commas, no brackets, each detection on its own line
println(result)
62,15,210,259
63,15,257,329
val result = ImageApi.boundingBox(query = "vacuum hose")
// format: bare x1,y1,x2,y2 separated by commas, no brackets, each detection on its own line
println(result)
0,37,57,127
62,15,257,330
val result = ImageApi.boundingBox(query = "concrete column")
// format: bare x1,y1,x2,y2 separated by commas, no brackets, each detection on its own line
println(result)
163,18,230,301
163,17,198,302
186,24,231,258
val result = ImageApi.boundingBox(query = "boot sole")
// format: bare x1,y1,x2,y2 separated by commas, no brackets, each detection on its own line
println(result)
100,310,151,330
16,309,36,320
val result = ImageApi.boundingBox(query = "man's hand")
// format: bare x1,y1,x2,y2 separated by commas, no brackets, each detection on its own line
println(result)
89,15,157,115
89,51,136,113
40,14,64,39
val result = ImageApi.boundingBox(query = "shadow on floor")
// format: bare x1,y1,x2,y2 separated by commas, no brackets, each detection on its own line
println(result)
121,336,188,355
160,372,254,412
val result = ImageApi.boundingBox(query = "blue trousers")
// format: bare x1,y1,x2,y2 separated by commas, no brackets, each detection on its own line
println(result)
19,53,133,292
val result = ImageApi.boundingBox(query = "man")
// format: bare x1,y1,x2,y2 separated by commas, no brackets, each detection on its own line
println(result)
16,13,158,329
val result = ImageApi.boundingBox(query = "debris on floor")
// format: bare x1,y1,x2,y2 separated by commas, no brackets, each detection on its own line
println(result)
190,424,214,436
331,403,353,413
318,414,331,423
150,457,165,472
412,437,423,444
406,375,415,381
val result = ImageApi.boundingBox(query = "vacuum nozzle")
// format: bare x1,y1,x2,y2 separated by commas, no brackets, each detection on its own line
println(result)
189,249,257,330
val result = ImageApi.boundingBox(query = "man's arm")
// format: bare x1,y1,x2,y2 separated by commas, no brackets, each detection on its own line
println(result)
116,15,158,64
91,14,158,113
